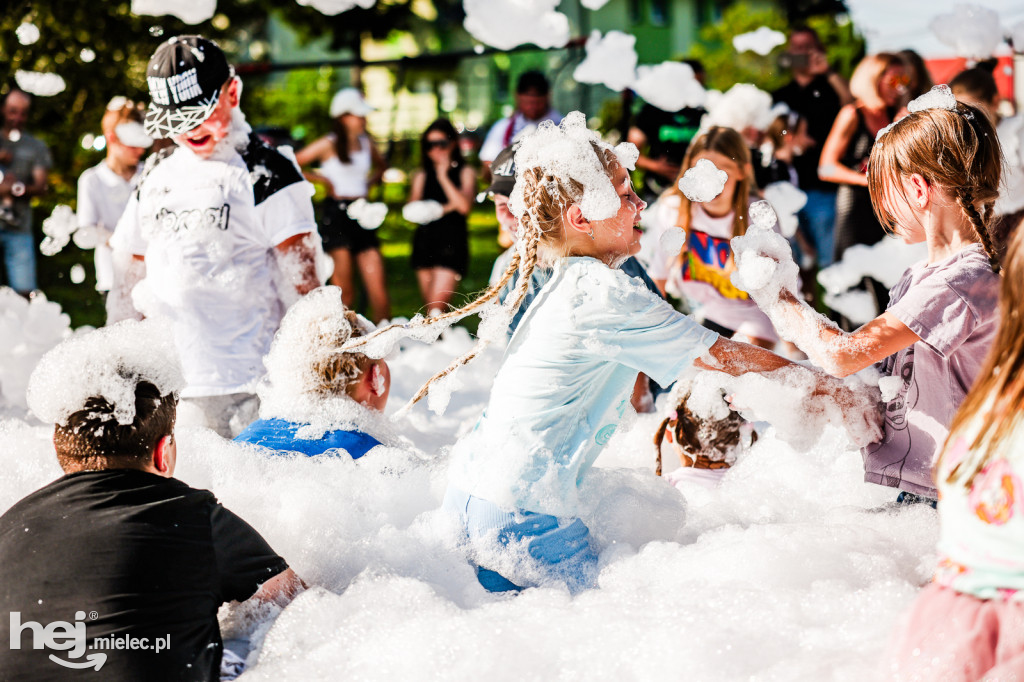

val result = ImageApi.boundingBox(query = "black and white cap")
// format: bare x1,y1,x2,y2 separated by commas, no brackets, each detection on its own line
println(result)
487,143,518,197
144,35,233,139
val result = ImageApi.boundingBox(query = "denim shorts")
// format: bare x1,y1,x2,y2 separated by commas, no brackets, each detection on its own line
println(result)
0,229,36,292
443,484,599,594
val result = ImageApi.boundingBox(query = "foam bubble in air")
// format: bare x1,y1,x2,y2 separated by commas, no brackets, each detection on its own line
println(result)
463,0,570,50
818,239,927,296
702,83,781,133
658,227,686,256
403,201,445,225
907,84,958,114
347,199,388,230
14,71,66,97
39,205,78,256
572,31,638,92
732,27,786,56
296,0,376,14
632,62,706,113
69,265,87,285
26,319,184,426
763,182,807,238
16,23,40,46
131,0,216,23
580,0,610,7
929,4,1004,60
678,158,727,203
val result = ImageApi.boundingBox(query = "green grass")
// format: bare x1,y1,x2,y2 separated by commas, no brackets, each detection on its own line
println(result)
34,201,505,335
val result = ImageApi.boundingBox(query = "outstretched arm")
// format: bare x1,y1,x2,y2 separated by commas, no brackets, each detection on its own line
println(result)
251,567,306,608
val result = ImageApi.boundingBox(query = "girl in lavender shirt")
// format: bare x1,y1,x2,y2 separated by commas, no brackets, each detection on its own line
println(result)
747,87,1002,502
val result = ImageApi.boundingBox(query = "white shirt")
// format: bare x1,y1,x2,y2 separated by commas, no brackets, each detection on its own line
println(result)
111,143,316,397
77,162,139,291
448,257,718,517
317,134,372,199
479,109,563,162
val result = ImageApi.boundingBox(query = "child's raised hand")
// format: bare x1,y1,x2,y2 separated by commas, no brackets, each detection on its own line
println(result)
730,201,801,306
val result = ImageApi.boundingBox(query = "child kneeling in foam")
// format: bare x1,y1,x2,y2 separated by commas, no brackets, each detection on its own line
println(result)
234,286,392,458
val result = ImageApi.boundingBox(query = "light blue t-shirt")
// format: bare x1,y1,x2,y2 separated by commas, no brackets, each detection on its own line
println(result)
448,257,719,517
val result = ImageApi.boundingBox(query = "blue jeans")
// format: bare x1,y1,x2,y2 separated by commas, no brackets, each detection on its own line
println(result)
443,485,599,594
798,188,837,268
0,229,36,292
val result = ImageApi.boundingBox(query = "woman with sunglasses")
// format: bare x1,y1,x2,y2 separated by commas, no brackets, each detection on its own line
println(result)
406,118,477,313
818,53,907,328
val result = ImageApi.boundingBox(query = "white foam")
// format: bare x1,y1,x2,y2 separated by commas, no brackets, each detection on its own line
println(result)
678,158,727,203
732,27,786,56
130,0,216,23
16,22,40,46
580,0,610,7
463,0,570,50
701,83,781,133
26,319,184,426
347,199,388,230
402,201,445,225
69,264,87,285
658,227,686,257
14,70,65,97
929,4,1005,60
907,84,958,114
509,111,633,222
39,205,78,257
295,0,376,14
762,182,808,238
632,62,706,113
817,239,926,296
572,31,638,93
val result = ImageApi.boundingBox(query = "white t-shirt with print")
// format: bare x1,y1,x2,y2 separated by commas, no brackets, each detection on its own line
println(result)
77,162,140,292
112,143,316,397
447,257,719,518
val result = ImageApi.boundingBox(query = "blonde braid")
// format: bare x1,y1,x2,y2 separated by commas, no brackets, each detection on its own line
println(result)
957,188,1001,273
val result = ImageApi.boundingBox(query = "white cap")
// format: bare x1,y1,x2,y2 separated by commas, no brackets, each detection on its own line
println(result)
114,121,154,149
329,88,374,118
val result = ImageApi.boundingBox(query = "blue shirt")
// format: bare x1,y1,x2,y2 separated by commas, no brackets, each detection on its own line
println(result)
234,418,381,459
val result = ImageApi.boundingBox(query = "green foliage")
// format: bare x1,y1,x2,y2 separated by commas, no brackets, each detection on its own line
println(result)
688,3,790,93
807,14,865,80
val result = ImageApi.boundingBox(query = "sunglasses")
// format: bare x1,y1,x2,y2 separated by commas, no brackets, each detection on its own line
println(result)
424,139,452,150
886,75,911,88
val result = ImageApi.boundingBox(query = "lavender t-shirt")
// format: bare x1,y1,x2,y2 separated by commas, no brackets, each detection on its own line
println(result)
863,244,999,498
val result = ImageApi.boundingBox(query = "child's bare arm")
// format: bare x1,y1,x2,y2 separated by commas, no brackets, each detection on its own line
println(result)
695,336,792,375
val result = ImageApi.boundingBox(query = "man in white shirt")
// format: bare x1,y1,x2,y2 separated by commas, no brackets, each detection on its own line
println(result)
112,35,319,437
478,71,562,167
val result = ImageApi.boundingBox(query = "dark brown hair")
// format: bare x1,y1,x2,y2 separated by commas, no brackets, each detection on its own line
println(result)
54,381,177,472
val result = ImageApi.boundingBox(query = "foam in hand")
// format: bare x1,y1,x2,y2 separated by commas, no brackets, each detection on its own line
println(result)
678,158,727,203
403,201,445,225
763,182,808,238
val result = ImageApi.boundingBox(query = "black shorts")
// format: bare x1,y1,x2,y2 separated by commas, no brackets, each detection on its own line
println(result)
410,214,469,277
320,200,381,254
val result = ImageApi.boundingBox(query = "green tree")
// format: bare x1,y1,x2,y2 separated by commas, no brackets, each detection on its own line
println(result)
688,3,791,93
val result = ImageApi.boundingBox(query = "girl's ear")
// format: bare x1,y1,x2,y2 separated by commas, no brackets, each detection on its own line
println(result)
907,173,931,208
564,204,591,236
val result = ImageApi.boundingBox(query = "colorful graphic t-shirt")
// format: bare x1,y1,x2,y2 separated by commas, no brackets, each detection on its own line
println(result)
934,417,1024,600
863,244,999,497
448,257,719,518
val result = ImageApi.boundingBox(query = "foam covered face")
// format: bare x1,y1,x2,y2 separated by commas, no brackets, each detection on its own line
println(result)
173,81,236,158
587,162,646,264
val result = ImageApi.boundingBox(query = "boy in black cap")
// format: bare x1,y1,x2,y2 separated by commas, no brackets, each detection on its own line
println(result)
112,36,321,438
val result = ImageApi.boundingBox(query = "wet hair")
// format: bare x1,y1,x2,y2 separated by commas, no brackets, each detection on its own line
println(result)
849,53,902,107
53,381,177,472
345,141,621,406
311,309,373,399
949,66,999,109
869,100,1002,272
516,70,550,96
668,127,752,239
939,225,1024,489
420,117,464,174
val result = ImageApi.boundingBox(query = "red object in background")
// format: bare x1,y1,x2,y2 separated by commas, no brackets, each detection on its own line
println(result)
924,55,1015,102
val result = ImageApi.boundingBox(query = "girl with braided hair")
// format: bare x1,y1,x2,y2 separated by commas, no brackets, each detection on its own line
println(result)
408,113,872,593
741,87,1003,505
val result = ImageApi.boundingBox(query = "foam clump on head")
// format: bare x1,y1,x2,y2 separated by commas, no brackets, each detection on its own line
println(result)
262,286,371,402
907,84,958,114
679,158,728,202
26,319,184,426
508,111,636,222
